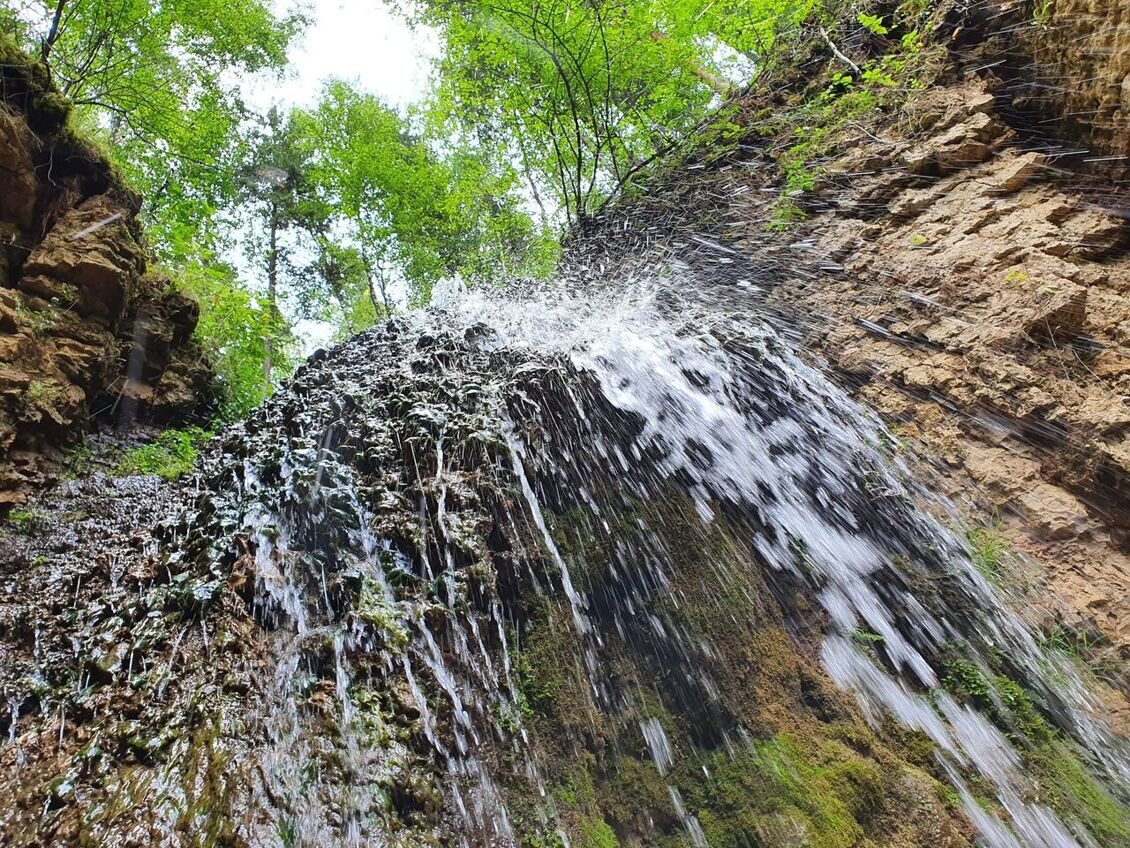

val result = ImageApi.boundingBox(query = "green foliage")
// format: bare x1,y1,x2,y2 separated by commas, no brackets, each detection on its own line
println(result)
942,658,1052,744
3,3,308,413
767,87,879,227
966,524,1007,582
1028,742,1130,845
857,13,889,36
115,426,211,480
4,508,43,533
764,9,935,231
25,379,65,408
172,260,294,420
283,80,554,320
8,0,306,258
1042,624,1104,660
404,0,819,223
64,441,94,477
939,648,1130,840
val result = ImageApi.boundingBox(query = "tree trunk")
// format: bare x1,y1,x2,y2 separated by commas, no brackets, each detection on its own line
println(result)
264,199,279,388
41,0,68,63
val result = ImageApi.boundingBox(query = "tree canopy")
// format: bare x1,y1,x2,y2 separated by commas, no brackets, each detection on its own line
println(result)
408,0,817,222
2,0,824,418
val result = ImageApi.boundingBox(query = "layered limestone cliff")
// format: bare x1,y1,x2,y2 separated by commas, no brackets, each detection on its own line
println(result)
0,40,210,506
763,0,1130,714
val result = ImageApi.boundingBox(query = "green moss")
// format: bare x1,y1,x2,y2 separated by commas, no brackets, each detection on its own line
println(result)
514,491,968,848
4,507,43,533
941,654,1130,842
354,576,409,647
115,426,211,480
674,734,894,848
577,817,619,848
25,379,65,409
1029,742,1130,846
0,34,72,135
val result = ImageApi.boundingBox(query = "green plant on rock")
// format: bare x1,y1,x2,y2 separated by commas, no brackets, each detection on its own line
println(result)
115,427,211,480
858,13,889,36
64,441,94,477
1027,741,1130,846
1032,0,1054,27
4,508,43,533
942,658,1051,744
966,524,1008,582
25,379,64,408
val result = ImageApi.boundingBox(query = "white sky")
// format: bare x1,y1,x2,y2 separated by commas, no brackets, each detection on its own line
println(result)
257,0,438,111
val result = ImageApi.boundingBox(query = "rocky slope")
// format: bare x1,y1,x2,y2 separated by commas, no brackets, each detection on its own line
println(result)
768,0,1130,711
0,39,210,506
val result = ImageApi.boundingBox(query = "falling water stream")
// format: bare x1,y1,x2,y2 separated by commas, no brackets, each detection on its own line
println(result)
63,255,1129,846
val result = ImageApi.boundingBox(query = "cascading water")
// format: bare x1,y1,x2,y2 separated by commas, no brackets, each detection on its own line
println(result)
430,272,1130,847
3,242,1128,848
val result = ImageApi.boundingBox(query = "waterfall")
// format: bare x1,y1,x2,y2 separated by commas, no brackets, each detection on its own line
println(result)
7,253,1126,848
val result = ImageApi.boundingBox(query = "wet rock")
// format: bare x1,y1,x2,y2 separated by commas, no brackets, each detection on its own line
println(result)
0,62,212,505
21,194,144,326
0,104,38,231
990,152,1045,194
1013,279,1088,344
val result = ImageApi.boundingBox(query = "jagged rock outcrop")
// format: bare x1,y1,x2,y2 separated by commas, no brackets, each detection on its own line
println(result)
0,41,211,505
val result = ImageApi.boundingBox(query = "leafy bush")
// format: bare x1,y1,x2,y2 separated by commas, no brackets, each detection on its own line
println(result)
115,427,212,480
4,509,44,534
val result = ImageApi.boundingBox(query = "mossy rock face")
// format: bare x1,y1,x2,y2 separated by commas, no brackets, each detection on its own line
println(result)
506,490,975,848
0,36,71,136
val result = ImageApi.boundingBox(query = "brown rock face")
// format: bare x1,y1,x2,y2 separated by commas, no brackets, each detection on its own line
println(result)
1017,0,1130,167
0,48,211,506
0,105,38,232
21,194,146,326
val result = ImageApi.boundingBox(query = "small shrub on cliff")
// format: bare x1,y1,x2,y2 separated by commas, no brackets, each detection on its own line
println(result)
115,427,211,480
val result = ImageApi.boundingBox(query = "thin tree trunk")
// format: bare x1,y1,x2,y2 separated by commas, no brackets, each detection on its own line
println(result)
366,270,382,318
264,199,279,388
41,0,68,63
515,130,550,227
362,248,393,319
